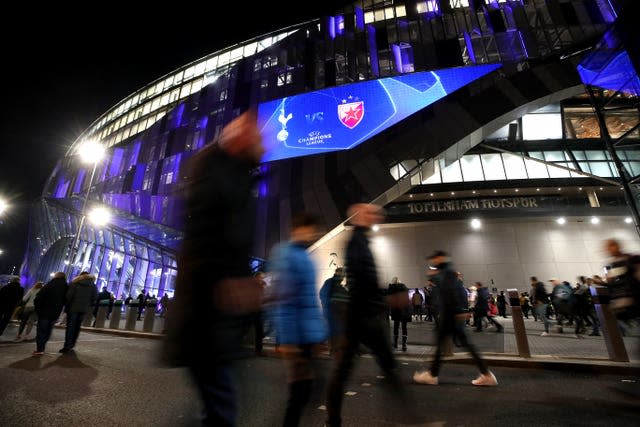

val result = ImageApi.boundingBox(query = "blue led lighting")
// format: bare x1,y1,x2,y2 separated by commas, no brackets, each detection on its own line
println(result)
258,64,502,162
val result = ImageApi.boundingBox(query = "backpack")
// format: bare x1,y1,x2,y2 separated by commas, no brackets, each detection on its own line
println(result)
552,283,575,314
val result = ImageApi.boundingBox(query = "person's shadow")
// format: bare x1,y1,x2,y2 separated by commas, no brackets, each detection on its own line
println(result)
8,352,98,404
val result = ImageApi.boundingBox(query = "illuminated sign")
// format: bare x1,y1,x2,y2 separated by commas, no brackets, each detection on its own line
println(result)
258,63,502,162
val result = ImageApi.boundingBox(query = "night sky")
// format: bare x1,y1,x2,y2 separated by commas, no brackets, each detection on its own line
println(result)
0,1,353,275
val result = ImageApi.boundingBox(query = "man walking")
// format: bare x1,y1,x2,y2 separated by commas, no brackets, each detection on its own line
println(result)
60,272,97,353
414,251,497,386
33,272,68,355
325,204,413,426
319,267,348,353
0,277,24,337
531,276,552,336
162,110,265,426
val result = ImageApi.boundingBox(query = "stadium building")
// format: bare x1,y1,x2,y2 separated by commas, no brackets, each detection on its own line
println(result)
22,0,639,296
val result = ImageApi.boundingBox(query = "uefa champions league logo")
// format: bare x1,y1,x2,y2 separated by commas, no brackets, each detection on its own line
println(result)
277,105,293,142
338,95,364,129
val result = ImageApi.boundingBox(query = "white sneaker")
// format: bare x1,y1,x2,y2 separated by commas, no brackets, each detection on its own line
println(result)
540,332,550,337
472,371,498,386
413,370,439,385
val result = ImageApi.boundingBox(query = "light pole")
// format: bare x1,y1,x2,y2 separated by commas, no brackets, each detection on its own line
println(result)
67,141,106,277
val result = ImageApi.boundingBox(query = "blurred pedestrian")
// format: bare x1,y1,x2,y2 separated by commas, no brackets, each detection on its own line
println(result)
319,267,348,353
33,272,68,355
162,110,265,426
326,204,414,426
388,277,411,351
60,272,97,353
15,281,43,341
414,251,497,386
474,282,503,333
0,277,24,337
270,212,327,427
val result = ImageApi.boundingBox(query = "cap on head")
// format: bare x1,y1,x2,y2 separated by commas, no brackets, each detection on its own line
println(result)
428,250,448,259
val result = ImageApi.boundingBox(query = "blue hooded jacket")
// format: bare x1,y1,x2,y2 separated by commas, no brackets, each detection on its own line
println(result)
270,242,327,345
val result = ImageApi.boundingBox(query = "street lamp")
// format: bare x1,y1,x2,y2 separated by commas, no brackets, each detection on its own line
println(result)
0,198,8,216
67,140,106,277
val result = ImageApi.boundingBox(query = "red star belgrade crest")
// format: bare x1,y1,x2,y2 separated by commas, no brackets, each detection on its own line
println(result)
338,101,364,129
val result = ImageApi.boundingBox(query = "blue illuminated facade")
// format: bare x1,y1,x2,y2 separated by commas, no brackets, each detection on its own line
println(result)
22,0,624,299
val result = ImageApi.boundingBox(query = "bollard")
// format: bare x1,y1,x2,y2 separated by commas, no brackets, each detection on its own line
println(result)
125,302,138,331
507,289,530,358
142,299,157,332
94,299,110,328
590,286,629,362
109,300,123,329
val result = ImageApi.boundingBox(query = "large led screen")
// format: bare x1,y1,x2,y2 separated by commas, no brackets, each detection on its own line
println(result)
258,63,502,162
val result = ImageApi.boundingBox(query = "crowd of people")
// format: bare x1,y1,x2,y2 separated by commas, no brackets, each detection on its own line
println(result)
0,274,172,354
2,111,639,427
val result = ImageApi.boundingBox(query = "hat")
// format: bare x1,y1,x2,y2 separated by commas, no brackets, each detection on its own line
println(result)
428,250,448,259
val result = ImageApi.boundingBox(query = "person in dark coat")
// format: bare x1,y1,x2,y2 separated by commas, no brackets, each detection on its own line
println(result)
0,277,24,337
319,267,347,352
474,282,503,332
60,272,97,353
33,272,68,354
162,110,265,427
414,251,497,387
326,204,416,427
387,277,412,351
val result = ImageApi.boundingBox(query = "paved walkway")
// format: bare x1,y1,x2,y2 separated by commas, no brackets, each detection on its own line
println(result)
3,312,639,368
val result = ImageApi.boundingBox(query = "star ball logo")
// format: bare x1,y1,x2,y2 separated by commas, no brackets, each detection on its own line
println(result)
338,95,364,129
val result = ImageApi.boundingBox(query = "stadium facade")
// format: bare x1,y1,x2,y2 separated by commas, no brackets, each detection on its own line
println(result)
22,0,639,296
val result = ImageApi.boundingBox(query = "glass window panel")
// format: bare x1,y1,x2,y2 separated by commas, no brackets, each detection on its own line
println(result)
194,61,206,76
585,150,607,160
486,123,510,140
548,163,571,178
503,154,528,179
184,65,195,79
125,238,136,255
190,78,204,94
528,151,545,160
522,113,562,140
230,46,244,60
374,9,385,21
441,160,463,183
217,52,231,66
136,243,148,259
481,154,506,180
364,11,374,23
460,155,484,181
544,151,566,162
133,259,149,295
572,150,586,160
589,162,613,177
395,5,406,17
384,7,395,19
628,162,640,176
423,161,442,184
243,42,257,57
625,150,640,160
578,162,592,174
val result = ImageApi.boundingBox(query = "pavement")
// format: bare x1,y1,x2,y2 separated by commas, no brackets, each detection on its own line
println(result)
9,311,634,373
1,322,639,426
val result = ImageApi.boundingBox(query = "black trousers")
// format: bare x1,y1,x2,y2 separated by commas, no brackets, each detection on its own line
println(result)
431,317,488,377
326,314,404,426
